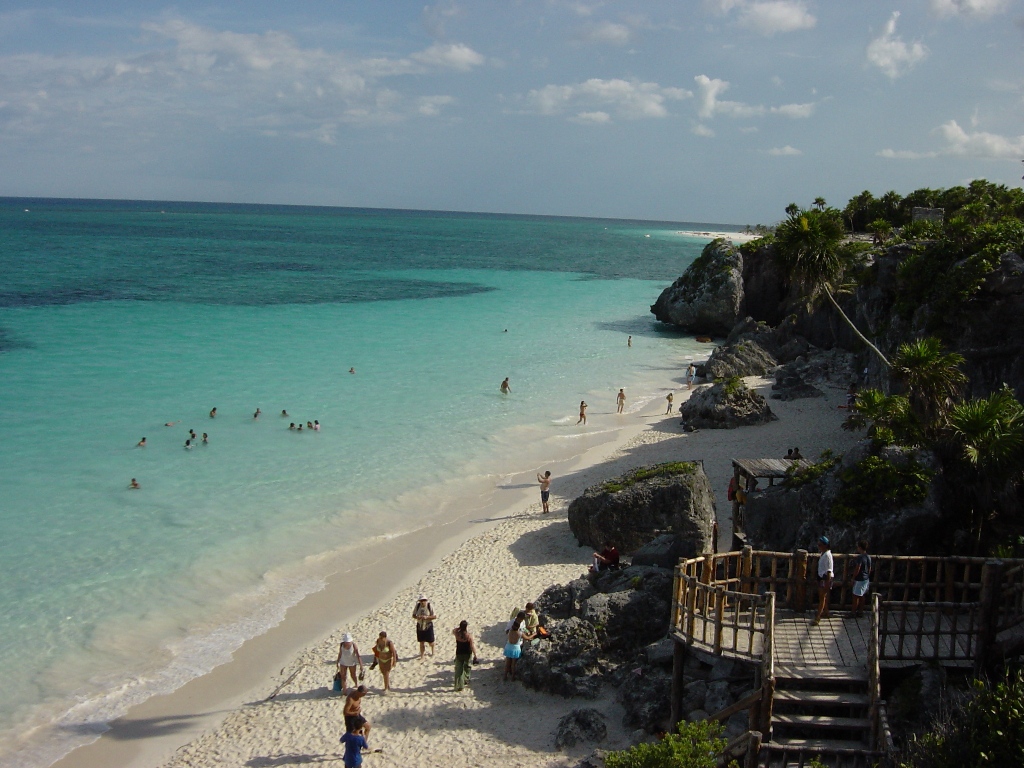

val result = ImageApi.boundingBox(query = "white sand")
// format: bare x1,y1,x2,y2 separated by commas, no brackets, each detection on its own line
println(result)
674,230,761,244
57,378,860,768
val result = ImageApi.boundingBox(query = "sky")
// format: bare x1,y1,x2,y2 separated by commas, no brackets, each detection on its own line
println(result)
0,1,1022,224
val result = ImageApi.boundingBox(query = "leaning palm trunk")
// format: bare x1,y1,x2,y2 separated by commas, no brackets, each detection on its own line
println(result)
823,286,890,366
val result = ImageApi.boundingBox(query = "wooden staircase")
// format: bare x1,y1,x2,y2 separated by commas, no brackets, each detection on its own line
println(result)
760,664,874,768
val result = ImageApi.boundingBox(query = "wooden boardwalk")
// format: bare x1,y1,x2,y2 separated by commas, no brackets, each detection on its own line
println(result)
773,610,870,668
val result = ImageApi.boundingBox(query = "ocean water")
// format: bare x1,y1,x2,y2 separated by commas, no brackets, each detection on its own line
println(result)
0,199,735,766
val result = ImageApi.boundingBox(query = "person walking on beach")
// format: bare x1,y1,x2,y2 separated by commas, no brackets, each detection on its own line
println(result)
687,363,696,389
537,471,552,513
412,595,436,659
851,540,872,618
343,686,371,739
815,536,834,625
371,631,398,693
500,377,511,394
335,633,364,691
340,717,369,768
503,615,524,681
665,392,674,415
616,388,626,414
452,620,479,692
577,401,587,425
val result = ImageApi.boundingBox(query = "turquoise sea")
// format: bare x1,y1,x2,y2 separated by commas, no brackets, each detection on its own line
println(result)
0,199,734,766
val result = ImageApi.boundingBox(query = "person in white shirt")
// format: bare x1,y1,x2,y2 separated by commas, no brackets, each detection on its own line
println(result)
815,536,834,625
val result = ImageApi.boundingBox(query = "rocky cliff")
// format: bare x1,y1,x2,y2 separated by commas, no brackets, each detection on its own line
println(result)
650,239,743,336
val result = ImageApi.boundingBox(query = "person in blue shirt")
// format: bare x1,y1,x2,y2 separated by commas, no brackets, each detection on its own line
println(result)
340,717,369,767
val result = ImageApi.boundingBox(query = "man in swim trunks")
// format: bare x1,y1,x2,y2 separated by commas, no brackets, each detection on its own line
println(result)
500,377,511,394
343,686,370,739
537,471,552,513
616,389,625,414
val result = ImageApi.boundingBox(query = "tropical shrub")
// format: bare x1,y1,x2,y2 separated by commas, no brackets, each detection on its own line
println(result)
831,453,934,522
603,719,729,768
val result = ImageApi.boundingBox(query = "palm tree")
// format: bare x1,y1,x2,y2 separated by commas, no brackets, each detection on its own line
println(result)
868,218,893,245
785,203,800,217
946,386,1024,542
843,389,921,446
813,197,827,211
774,207,891,365
891,337,967,434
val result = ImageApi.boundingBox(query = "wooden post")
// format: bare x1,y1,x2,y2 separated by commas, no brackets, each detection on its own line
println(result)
670,640,687,727
686,577,698,637
744,730,762,768
793,549,808,611
671,565,684,630
714,586,726,655
740,546,753,594
975,559,1004,675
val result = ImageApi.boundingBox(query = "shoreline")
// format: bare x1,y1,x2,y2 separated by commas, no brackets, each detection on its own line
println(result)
674,229,760,243
47,365,695,768
52,375,859,768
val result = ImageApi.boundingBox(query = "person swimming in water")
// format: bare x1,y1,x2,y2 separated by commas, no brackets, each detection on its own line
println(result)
137,437,147,447
500,377,511,394
202,432,208,444
209,407,217,418
253,408,261,419
129,478,141,489
289,423,296,430
314,420,320,431
189,429,197,441
184,439,193,449
281,409,288,417
164,421,179,427
349,368,355,374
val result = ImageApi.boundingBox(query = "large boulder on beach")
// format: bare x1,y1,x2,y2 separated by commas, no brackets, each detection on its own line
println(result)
518,616,604,698
568,462,716,554
705,338,777,379
555,708,608,749
650,239,743,336
619,667,673,732
678,378,776,429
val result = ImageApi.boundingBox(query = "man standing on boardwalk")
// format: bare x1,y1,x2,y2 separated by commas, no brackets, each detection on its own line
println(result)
537,471,552,513
815,536,834,625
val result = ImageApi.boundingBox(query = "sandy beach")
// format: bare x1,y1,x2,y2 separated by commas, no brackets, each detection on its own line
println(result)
54,376,860,768
674,230,761,243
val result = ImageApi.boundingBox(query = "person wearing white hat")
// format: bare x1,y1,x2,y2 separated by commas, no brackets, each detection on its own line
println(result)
412,595,437,659
335,632,363,692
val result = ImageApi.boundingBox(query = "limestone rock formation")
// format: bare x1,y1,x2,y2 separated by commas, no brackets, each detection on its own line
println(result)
705,338,778,379
678,379,777,429
567,463,716,554
555,709,608,749
650,239,743,336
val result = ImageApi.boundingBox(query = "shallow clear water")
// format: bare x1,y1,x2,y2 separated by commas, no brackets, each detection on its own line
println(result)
0,199,733,766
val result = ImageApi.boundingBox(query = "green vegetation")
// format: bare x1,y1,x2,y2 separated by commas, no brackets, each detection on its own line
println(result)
897,670,1024,768
603,719,730,768
678,239,736,292
831,453,934,522
715,376,745,397
600,462,696,494
783,449,839,488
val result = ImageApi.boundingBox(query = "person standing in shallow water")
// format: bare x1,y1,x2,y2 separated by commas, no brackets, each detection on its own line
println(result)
500,377,511,394
616,388,626,414
627,335,632,347
665,392,674,415
452,620,478,691
577,401,587,425
537,470,552,513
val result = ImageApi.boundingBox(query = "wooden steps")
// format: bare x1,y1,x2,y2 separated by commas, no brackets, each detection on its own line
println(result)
773,714,871,730
774,690,869,706
774,664,867,683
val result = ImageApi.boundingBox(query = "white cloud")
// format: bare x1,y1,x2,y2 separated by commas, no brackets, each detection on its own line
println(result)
410,43,485,71
421,2,462,38
767,145,802,155
694,75,814,120
0,19,485,147
707,1,815,35
526,78,692,120
929,0,1010,19
867,12,928,79
573,110,611,123
417,95,455,116
938,119,1024,157
692,123,715,136
738,1,816,35
581,21,633,45
878,119,1024,160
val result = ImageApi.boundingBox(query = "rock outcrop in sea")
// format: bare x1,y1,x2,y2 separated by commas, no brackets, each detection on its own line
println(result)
567,462,716,555
649,239,743,336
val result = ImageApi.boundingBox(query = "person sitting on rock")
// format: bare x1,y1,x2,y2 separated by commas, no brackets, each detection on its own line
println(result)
590,543,620,573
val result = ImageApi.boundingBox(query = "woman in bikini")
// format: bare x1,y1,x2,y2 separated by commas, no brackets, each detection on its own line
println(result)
503,614,525,682
371,631,398,693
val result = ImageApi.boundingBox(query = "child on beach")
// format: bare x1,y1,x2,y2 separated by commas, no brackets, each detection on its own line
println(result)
340,716,369,767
